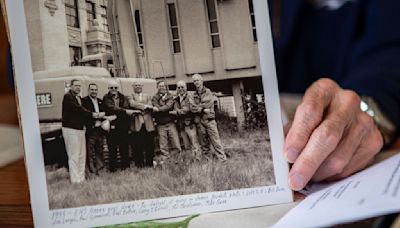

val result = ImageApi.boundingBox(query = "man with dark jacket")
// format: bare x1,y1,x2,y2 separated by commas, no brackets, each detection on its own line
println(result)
152,81,181,163
127,81,156,167
171,80,201,162
102,80,135,171
82,83,106,175
62,79,103,183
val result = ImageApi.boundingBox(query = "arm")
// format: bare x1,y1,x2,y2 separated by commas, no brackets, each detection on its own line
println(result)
64,94,92,118
102,95,126,116
127,94,146,111
189,96,202,113
198,90,215,110
159,97,174,112
176,100,190,115
152,95,174,112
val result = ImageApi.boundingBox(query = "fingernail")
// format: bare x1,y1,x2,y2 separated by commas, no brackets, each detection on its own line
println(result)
289,173,305,191
286,147,298,163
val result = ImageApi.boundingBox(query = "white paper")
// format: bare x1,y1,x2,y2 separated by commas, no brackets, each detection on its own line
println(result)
274,153,400,228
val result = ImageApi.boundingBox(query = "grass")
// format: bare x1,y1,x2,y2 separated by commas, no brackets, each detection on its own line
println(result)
46,129,275,209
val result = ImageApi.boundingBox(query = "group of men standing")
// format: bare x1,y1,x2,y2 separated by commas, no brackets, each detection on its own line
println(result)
61,74,227,184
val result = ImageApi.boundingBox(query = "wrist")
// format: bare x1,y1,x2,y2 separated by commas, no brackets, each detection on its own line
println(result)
360,96,397,146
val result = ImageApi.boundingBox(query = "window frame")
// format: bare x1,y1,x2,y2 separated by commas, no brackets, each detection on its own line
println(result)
166,2,181,54
65,0,80,28
205,0,221,48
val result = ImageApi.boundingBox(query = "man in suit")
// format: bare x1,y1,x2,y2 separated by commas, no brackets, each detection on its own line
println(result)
191,74,227,162
62,79,104,183
152,81,182,163
171,80,201,162
102,80,135,171
127,81,156,168
82,83,106,175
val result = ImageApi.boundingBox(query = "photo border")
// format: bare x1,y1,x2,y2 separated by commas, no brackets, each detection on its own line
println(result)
5,0,293,227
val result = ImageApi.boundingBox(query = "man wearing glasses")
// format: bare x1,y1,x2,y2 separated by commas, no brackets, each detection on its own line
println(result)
171,80,201,162
102,80,135,171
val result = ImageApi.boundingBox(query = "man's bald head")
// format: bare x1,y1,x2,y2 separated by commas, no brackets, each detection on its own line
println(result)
132,80,144,93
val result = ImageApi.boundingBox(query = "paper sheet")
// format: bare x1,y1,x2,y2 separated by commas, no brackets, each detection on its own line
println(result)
274,153,400,227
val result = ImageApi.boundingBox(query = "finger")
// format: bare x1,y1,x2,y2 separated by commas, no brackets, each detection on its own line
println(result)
312,115,367,182
284,79,339,162
288,90,360,190
283,121,293,136
328,120,383,181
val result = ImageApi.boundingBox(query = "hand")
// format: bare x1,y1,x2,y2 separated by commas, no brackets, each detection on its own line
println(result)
153,107,159,112
125,109,135,115
105,115,117,121
284,78,383,191
92,113,99,119
169,111,177,115
98,112,106,118
144,105,153,110
161,94,168,101
203,108,211,114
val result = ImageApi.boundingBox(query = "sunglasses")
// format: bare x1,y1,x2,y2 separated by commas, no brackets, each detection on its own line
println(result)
109,86,118,89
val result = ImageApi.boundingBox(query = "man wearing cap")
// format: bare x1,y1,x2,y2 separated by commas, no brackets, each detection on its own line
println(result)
171,80,201,162
127,81,156,167
191,74,227,162
152,81,182,163
82,83,106,175
62,79,104,183
103,80,135,171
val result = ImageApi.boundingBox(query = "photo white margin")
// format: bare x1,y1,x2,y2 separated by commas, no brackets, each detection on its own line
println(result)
5,0,293,227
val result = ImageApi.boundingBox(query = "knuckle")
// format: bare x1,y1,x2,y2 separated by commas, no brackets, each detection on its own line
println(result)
315,78,336,89
315,122,341,151
325,157,346,175
342,90,361,107
296,102,321,124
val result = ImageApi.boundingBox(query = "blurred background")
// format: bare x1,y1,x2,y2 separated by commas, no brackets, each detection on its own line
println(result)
0,6,17,125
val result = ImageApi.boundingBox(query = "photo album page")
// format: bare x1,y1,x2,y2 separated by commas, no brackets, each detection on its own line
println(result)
3,0,293,227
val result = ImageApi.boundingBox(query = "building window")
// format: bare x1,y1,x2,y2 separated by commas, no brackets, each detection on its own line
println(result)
134,10,144,49
86,1,95,28
205,0,220,48
69,46,82,66
167,3,181,53
100,6,109,32
65,0,79,28
248,0,257,42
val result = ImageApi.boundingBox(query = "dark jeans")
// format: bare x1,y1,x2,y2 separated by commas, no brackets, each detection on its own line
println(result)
107,128,130,171
131,126,155,168
86,128,105,174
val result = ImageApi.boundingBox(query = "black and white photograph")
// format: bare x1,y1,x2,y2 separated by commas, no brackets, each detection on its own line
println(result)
5,0,292,226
